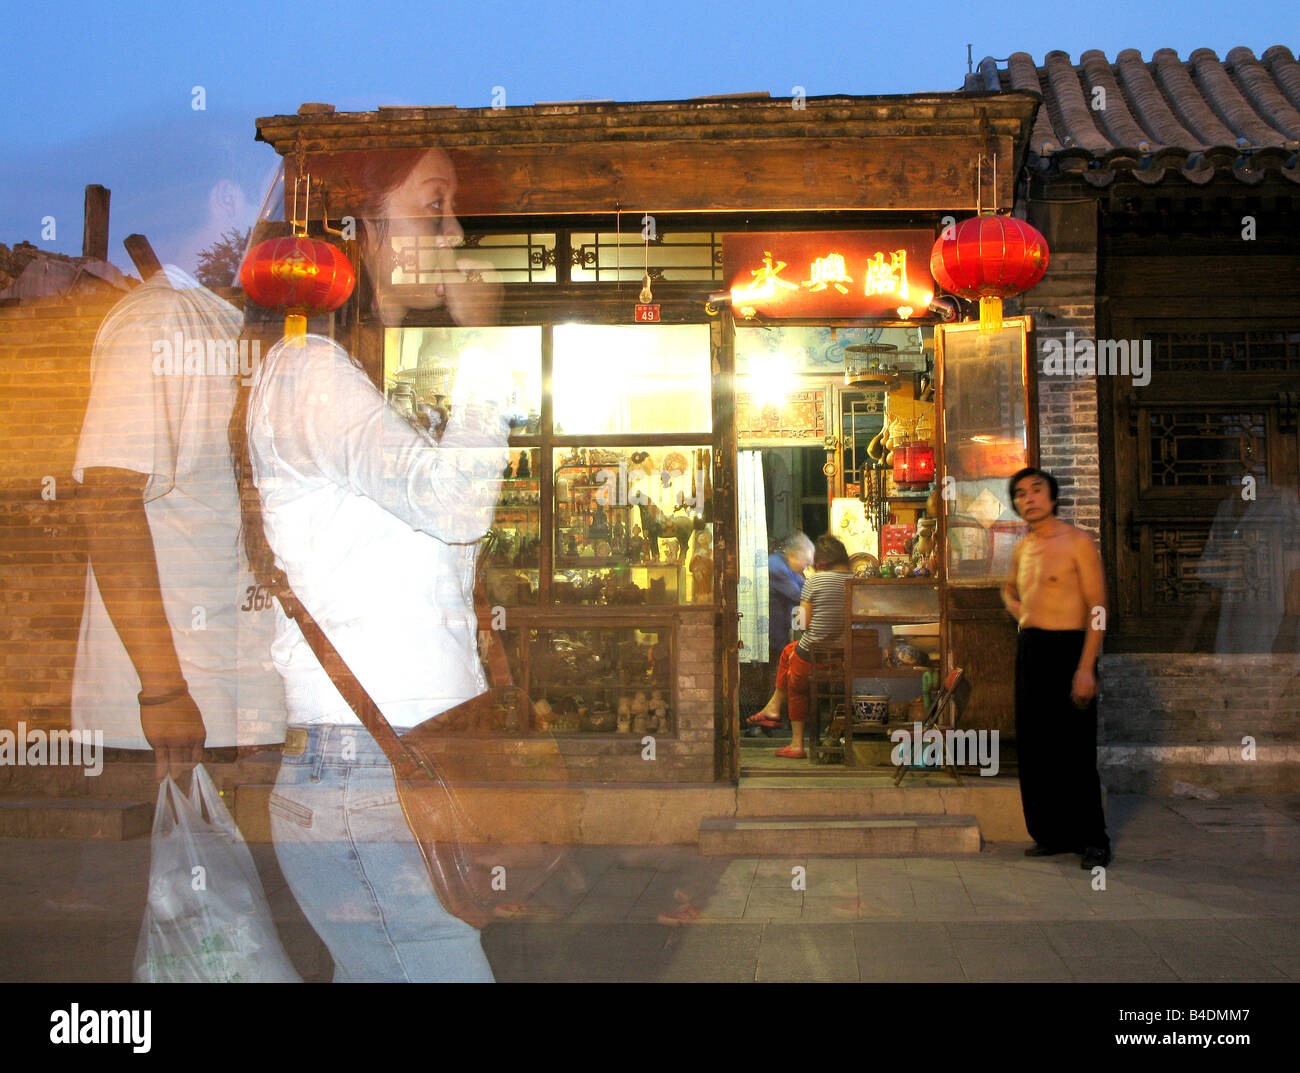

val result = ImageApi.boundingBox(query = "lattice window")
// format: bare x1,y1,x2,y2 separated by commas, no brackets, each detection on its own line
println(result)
390,233,557,284
1146,330,1300,373
1147,410,1268,486
1151,523,1279,605
569,232,723,283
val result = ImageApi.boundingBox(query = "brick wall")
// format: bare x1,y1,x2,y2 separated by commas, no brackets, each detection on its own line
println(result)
1019,200,1102,536
1098,653,1300,793
0,296,117,735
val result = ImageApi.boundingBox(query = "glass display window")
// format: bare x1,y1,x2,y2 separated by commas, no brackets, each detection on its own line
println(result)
552,324,711,435
521,625,674,735
553,445,714,607
484,447,542,606
937,319,1033,580
384,326,542,437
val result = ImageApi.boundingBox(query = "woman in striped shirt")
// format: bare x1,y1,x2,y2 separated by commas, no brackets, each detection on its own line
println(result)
747,534,852,758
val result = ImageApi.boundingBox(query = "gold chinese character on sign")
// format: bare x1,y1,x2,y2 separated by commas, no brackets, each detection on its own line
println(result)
802,253,853,293
745,251,799,298
864,250,909,299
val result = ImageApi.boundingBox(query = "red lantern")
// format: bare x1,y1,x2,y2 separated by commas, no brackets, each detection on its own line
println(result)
240,235,355,340
893,442,935,489
929,214,1049,332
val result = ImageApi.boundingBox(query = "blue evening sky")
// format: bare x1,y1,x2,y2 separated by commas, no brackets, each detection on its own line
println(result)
2,0,1294,273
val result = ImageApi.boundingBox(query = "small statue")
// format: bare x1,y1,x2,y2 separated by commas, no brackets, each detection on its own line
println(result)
516,450,531,479
628,525,646,564
616,696,632,734
650,689,668,732
566,533,578,558
630,691,649,734
689,530,713,602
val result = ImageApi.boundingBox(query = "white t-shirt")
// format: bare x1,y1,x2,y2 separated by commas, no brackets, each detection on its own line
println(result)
72,267,287,749
246,334,508,728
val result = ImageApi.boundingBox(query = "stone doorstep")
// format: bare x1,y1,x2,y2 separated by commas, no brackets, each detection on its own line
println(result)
698,815,982,857
0,798,152,841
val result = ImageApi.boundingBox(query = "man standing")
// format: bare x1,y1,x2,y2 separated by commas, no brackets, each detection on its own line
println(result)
1002,467,1111,868
74,264,286,778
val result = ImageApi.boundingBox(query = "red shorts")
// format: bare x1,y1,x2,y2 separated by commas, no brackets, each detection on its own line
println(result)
775,642,812,723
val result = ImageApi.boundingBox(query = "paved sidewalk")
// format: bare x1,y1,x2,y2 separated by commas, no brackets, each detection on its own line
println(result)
1,794,1296,982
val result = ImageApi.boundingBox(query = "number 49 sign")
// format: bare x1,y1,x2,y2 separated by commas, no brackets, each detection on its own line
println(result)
634,303,660,323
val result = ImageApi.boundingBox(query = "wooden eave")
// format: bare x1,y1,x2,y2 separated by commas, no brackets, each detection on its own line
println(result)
255,93,1039,216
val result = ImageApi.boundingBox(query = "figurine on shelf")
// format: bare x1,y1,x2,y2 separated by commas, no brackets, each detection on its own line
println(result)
628,525,646,564
616,696,632,734
516,450,531,479
689,530,713,603
566,533,578,558
612,516,627,555
630,691,649,734
589,503,610,541
502,456,515,479
532,697,553,732
650,689,668,732
660,537,680,565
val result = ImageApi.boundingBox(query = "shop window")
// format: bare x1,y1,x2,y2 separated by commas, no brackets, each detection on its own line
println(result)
517,625,675,735
937,321,1031,581
553,445,714,607
383,326,542,436
484,447,542,607
552,324,711,435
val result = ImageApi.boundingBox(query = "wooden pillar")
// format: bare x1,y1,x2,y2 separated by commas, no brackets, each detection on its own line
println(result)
83,185,110,262
711,311,739,782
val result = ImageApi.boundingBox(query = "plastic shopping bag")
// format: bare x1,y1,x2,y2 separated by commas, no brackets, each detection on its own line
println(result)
133,764,300,983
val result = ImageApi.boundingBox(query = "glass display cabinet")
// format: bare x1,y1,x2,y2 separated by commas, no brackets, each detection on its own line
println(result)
553,446,714,607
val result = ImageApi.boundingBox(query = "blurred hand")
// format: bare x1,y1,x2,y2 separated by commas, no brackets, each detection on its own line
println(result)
141,694,206,781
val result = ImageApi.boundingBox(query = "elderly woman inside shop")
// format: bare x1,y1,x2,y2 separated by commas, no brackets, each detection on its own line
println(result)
747,533,852,758
237,146,512,982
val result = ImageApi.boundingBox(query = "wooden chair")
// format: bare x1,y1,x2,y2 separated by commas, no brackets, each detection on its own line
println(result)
893,666,964,785
805,642,847,764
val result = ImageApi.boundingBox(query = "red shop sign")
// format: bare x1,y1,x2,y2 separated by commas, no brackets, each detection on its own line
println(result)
723,230,935,321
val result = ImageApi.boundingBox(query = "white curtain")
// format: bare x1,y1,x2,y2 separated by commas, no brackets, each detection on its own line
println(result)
737,450,769,663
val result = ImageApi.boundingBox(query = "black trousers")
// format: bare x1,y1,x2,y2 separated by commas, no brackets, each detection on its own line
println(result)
1015,628,1110,852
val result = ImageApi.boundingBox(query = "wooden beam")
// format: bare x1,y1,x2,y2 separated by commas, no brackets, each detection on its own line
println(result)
83,185,110,261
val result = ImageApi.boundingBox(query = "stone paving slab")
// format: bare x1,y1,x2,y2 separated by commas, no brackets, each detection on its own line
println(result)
0,794,1296,983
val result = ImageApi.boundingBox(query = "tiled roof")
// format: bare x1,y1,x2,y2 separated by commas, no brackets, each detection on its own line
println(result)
966,47,1300,185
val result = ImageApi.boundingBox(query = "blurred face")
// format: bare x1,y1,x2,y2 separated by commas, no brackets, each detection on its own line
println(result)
382,148,463,246
371,146,496,322
1012,475,1056,521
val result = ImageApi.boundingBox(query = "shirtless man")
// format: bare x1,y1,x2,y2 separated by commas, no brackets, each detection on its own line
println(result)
1002,467,1111,868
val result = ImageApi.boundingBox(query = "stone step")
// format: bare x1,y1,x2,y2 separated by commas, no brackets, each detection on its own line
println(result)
0,798,152,840
698,814,982,856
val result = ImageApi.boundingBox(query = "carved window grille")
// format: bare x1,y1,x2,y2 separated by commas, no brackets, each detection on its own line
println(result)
1151,523,1279,606
1146,329,1300,373
569,232,723,283
390,233,557,284
1147,410,1268,486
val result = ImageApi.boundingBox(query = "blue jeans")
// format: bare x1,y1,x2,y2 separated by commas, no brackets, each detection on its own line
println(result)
269,724,494,982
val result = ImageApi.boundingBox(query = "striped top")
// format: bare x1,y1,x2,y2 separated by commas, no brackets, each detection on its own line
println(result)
795,570,851,658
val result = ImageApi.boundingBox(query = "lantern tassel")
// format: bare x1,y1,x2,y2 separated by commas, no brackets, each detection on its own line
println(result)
978,296,1003,334
285,314,307,344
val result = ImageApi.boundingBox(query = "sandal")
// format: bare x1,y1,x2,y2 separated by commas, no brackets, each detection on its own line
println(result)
746,712,780,727
657,903,714,925
774,746,806,759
